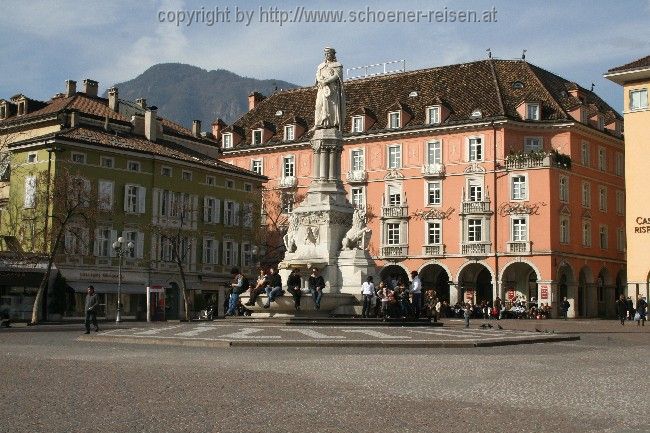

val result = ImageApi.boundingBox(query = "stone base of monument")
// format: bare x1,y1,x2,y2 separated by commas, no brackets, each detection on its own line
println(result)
337,249,377,294
238,292,358,317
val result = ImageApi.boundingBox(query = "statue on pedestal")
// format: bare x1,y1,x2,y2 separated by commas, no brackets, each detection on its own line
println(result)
313,47,346,131
341,207,372,251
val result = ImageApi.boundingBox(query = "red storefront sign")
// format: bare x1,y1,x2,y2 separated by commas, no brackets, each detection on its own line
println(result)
507,289,515,301
539,284,550,300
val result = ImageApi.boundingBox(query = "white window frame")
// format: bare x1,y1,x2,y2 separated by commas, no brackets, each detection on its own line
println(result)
615,152,624,176
223,240,236,267
426,106,441,124
598,147,607,172
98,180,114,212
598,186,608,212
71,152,86,164
387,183,402,206
426,181,442,206
560,216,570,244
127,160,140,172
241,242,253,267
100,156,114,168
525,103,540,121
629,88,648,111
161,166,172,177
616,191,625,215
387,144,401,169
385,222,401,245
582,219,592,247
599,225,609,249
388,111,401,129
617,228,625,252
581,182,591,208
182,170,192,181
27,152,37,163
204,196,220,224
352,115,364,133
251,159,263,175
524,137,543,153
222,133,233,149
252,129,263,145
468,179,483,202
426,140,442,165
96,228,114,258
581,141,590,166
284,125,295,141
467,218,483,243
350,149,365,171
511,215,528,242
203,237,218,265
124,184,145,214
282,155,295,178
224,200,239,227
426,220,442,245
350,186,365,209
511,173,528,201
467,136,483,162
559,175,569,203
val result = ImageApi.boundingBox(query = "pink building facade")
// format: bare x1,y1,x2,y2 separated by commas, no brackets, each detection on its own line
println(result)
221,59,625,318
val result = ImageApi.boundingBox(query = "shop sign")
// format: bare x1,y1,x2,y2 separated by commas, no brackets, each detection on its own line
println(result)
539,283,550,300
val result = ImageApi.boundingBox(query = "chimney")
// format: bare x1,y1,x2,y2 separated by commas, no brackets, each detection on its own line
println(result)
144,108,158,142
192,120,201,137
135,98,147,109
211,118,225,137
248,92,265,111
83,79,98,97
108,87,119,112
131,115,144,135
65,80,77,97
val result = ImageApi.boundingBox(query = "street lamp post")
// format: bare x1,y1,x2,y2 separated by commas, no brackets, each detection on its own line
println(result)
113,236,134,323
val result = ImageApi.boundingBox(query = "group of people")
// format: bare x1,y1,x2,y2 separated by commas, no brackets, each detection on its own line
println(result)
225,266,325,316
616,294,647,326
359,271,432,320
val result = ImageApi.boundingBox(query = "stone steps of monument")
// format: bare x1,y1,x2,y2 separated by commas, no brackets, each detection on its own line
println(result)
223,316,443,327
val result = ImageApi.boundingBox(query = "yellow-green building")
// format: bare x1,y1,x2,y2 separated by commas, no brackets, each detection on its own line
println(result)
0,79,265,321
605,55,650,301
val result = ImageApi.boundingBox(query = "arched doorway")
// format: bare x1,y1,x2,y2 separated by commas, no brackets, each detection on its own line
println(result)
420,263,450,303
458,263,493,305
501,262,538,304
577,267,594,317
557,263,575,317
379,265,409,289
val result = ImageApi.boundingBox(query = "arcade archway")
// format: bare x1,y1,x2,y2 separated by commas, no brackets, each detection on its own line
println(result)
379,264,409,288
501,262,538,303
458,263,493,305
577,267,594,317
419,263,451,303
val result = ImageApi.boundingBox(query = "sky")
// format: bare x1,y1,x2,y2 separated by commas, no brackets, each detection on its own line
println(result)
1,0,649,113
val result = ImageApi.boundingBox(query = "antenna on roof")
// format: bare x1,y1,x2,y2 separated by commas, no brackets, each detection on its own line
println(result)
521,49,527,60
486,48,492,59
590,83,595,92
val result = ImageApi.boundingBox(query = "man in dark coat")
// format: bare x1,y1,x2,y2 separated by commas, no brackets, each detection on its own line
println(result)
560,297,570,320
84,285,99,334
616,294,627,326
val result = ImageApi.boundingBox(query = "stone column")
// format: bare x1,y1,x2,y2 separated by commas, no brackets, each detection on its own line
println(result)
328,147,336,181
320,149,328,180
313,149,320,180
449,283,460,305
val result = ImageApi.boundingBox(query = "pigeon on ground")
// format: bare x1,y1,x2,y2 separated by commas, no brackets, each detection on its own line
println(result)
487,324,493,329
480,323,488,329
497,324,503,330
535,328,542,332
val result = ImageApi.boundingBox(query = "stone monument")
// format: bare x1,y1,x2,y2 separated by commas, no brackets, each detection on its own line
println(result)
278,47,375,310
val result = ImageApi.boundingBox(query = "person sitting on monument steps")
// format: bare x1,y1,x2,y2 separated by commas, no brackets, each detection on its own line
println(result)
263,268,283,309
287,268,302,310
245,268,267,306
308,267,325,310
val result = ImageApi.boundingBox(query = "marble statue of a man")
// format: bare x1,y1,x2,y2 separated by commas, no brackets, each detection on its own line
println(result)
313,47,346,131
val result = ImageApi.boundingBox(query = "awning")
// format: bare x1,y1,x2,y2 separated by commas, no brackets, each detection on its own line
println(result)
67,282,147,295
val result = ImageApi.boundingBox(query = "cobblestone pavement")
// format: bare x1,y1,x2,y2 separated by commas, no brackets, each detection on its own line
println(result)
0,320,648,433
76,322,575,347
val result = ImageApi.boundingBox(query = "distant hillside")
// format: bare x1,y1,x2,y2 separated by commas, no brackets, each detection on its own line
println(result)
106,63,298,129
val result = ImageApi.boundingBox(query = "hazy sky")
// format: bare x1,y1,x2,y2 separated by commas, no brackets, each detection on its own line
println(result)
1,0,648,113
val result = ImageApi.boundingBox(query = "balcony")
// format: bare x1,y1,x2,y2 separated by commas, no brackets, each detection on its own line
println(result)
506,241,532,254
421,163,446,178
504,151,572,170
381,245,408,258
346,170,368,183
382,203,409,218
461,200,492,214
279,176,297,188
422,244,445,256
461,242,491,255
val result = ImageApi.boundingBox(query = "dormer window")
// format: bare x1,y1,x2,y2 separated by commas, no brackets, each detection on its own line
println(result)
470,109,482,119
388,111,401,129
252,129,263,145
284,125,295,141
352,115,364,133
222,133,233,149
525,103,540,120
426,106,440,124
17,100,26,116
0,105,6,119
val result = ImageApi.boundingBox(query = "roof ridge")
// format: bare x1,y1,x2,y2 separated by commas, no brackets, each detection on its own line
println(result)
523,62,570,120
487,59,506,116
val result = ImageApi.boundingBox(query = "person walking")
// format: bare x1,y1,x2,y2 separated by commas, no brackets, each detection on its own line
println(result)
360,276,375,318
410,270,422,319
463,302,471,328
227,268,248,316
560,297,570,320
263,268,283,308
308,267,325,310
636,296,647,326
287,268,302,311
626,296,634,321
84,285,99,334
616,294,627,326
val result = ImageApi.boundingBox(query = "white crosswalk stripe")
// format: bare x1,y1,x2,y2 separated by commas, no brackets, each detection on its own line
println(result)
219,327,281,339
175,327,215,337
280,328,342,339
341,329,408,339
133,325,184,335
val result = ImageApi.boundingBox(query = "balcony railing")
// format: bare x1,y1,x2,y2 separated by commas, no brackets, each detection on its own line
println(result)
279,176,297,188
382,203,409,218
461,243,491,255
421,163,446,177
381,245,408,258
506,241,532,254
461,200,491,214
422,244,445,256
504,151,572,170
346,170,368,183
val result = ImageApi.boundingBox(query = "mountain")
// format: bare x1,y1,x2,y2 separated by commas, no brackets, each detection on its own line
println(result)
106,63,298,129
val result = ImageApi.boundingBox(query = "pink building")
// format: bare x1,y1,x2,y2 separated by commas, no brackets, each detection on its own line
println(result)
220,59,625,318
